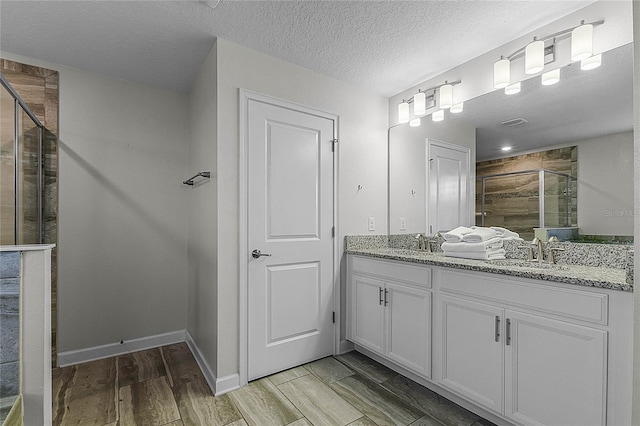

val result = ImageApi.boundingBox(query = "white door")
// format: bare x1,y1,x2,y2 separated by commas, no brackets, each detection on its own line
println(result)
428,140,471,234
439,295,504,414
504,311,607,426
247,97,335,380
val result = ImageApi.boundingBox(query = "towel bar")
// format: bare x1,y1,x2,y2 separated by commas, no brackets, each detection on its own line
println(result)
183,171,211,186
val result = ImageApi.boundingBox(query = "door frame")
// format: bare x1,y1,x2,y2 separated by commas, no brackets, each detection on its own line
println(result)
426,138,472,234
238,89,340,387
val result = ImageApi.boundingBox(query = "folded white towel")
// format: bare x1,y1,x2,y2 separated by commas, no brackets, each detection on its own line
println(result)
442,238,503,253
444,249,506,261
443,226,474,242
502,236,524,242
462,227,498,243
490,226,521,239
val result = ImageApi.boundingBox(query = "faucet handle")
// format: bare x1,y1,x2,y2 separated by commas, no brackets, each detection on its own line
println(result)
548,247,565,264
517,245,535,261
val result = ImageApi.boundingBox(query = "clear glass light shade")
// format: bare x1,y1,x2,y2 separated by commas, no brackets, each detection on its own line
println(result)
493,58,510,89
505,82,521,95
450,102,464,114
413,92,426,116
571,24,593,61
398,101,410,123
432,110,444,122
409,118,421,127
439,84,453,109
541,69,560,86
581,54,601,70
525,39,545,74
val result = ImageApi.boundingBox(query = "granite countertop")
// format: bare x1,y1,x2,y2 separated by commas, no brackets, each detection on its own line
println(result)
347,248,631,292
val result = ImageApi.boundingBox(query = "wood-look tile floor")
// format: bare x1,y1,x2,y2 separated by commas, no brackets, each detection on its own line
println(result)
52,343,495,426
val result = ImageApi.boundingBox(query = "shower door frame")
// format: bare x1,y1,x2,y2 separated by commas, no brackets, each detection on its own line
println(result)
1,72,45,244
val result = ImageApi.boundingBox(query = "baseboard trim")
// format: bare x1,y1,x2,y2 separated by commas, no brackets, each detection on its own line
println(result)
215,374,241,396
339,339,354,355
185,331,218,394
57,330,186,367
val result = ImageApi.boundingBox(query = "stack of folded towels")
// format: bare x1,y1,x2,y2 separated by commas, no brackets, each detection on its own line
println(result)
441,226,522,260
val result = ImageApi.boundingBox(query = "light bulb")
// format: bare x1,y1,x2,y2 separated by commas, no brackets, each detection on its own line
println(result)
493,58,510,89
413,91,426,116
450,103,464,114
505,82,521,95
572,23,593,61
501,146,512,152
541,69,560,86
581,54,601,70
525,38,545,74
409,118,421,127
439,84,453,109
398,100,410,124
432,110,444,122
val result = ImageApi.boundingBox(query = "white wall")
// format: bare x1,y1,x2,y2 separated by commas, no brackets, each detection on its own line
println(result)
1,51,189,353
187,42,219,377
577,131,633,236
389,120,476,234
208,38,388,378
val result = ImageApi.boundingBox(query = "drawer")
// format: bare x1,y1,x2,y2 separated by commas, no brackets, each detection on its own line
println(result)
439,269,608,325
350,255,431,289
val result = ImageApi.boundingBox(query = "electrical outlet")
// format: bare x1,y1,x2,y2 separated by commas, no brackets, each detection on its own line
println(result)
368,216,376,231
399,217,406,231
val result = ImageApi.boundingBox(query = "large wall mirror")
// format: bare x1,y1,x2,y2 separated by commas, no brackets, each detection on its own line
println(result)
389,42,634,242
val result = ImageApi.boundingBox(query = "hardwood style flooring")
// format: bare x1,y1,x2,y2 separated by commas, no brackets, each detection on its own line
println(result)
52,343,494,426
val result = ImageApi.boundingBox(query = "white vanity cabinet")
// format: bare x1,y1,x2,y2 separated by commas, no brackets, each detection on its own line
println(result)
436,269,613,426
347,255,432,377
439,295,607,426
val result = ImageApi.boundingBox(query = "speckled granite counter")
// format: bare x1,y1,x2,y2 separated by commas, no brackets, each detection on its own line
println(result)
347,245,631,292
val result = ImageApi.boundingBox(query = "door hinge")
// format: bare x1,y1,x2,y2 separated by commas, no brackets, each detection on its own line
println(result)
331,226,335,238
332,311,335,323
331,139,338,152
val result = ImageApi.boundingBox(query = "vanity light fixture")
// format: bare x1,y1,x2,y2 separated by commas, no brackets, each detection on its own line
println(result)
504,82,521,95
409,118,421,127
493,19,603,93
439,83,453,109
525,37,545,74
450,102,464,113
581,53,602,70
398,100,410,124
413,91,426,116
397,80,462,123
571,21,593,61
541,68,560,85
432,110,444,122
493,57,510,89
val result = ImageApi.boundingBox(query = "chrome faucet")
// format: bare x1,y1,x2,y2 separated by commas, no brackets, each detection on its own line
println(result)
416,233,431,252
520,236,565,264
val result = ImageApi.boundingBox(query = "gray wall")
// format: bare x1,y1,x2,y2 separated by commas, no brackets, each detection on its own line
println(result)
577,131,634,236
0,52,190,354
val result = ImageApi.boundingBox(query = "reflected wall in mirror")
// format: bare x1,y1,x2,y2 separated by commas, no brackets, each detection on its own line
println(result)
388,43,634,242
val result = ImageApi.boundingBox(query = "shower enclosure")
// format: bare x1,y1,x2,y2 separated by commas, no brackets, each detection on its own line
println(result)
476,169,577,240
1,72,56,422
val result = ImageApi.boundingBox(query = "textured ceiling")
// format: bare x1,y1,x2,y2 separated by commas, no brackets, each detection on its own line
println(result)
0,0,596,96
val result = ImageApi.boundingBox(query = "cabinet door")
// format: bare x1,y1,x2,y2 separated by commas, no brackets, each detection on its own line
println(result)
385,282,432,378
505,310,607,426
439,295,504,414
349,274,385,353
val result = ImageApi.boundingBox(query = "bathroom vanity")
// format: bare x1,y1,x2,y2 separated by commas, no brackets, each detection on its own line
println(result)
346,245,633,426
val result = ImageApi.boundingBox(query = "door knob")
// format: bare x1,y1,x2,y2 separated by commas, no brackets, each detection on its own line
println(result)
252,249,271,259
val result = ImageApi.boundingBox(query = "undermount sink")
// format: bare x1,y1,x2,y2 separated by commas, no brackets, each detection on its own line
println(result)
487,259,569,271
384,248,432,256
